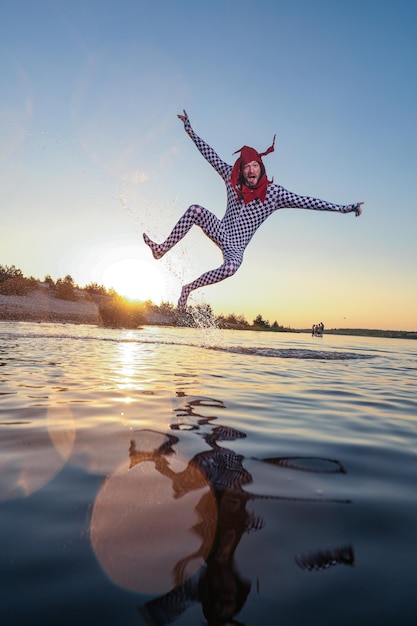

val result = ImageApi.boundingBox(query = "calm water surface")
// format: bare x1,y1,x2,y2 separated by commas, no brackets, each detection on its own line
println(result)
1,321,417,625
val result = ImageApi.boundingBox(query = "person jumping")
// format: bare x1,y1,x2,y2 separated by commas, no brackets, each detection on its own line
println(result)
143,110,363,309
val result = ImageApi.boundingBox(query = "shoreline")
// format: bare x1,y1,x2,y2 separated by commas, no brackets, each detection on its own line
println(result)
0,289,100,326
0,289,416,338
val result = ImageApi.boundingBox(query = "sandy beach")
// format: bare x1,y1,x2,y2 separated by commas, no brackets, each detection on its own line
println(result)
0,287,101,325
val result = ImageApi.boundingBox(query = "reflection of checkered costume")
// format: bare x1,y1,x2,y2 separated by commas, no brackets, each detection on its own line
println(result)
144,120,359,308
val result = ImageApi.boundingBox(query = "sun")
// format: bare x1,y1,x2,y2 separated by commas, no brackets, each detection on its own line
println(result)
102,258,166,303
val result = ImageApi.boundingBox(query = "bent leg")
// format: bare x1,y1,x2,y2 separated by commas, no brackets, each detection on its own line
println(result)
143,205,223,260
178,252,243,309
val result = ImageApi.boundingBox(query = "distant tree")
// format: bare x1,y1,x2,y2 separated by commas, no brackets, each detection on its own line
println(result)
0,265,37,295
225,313,238,324
64,275,75,286
0,277,37,295
157,301,176,316
84,282,108,296
141,301,177,325
233,314,249,327
0,265,23,283
218,312,249,328
99,295,146,328
142,299,155,312
106,288,118,299
53,276,76,301
44,274,55,287
253,314,270,329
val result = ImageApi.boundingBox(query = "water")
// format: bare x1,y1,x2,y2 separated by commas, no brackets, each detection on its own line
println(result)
1,321,416,626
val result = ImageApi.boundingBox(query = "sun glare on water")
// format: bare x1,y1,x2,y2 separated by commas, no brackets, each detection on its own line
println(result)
102,258,166,303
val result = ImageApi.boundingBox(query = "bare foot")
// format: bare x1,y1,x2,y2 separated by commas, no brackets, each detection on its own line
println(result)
143,233,164,260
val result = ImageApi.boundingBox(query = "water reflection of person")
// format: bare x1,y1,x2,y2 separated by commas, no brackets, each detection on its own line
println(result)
176,428,259,626
132,425,254,625
132,420,353,626
196,489,252,626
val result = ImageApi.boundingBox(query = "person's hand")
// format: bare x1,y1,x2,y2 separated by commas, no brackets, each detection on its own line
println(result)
177,109,189,126
354,201,364,217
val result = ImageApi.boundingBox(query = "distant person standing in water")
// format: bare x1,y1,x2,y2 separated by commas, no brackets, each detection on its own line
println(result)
143,110,363,309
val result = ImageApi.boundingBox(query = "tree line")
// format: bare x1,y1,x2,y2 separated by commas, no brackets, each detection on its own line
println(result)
0,264,108,300
0,264,291,331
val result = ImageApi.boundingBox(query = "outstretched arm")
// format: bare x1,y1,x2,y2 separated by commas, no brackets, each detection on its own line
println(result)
276,186,364,216
177,109,231,181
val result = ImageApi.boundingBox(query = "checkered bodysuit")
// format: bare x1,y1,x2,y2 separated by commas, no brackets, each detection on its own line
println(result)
145,120,359,308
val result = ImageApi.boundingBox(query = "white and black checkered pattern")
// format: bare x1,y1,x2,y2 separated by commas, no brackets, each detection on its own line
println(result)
144,120,358,308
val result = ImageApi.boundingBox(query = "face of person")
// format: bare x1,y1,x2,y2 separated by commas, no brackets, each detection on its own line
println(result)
242,161,262,186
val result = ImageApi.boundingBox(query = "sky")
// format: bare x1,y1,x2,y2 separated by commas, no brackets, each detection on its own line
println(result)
1,0,416,331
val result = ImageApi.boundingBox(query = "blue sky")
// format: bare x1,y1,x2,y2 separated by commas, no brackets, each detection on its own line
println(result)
1,0,416,330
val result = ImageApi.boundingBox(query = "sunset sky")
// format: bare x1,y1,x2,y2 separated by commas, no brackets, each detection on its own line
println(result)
1,0,416,330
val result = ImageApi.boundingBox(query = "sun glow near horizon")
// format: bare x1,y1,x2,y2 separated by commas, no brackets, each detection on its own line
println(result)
83,245,166,304
101,258,166,303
